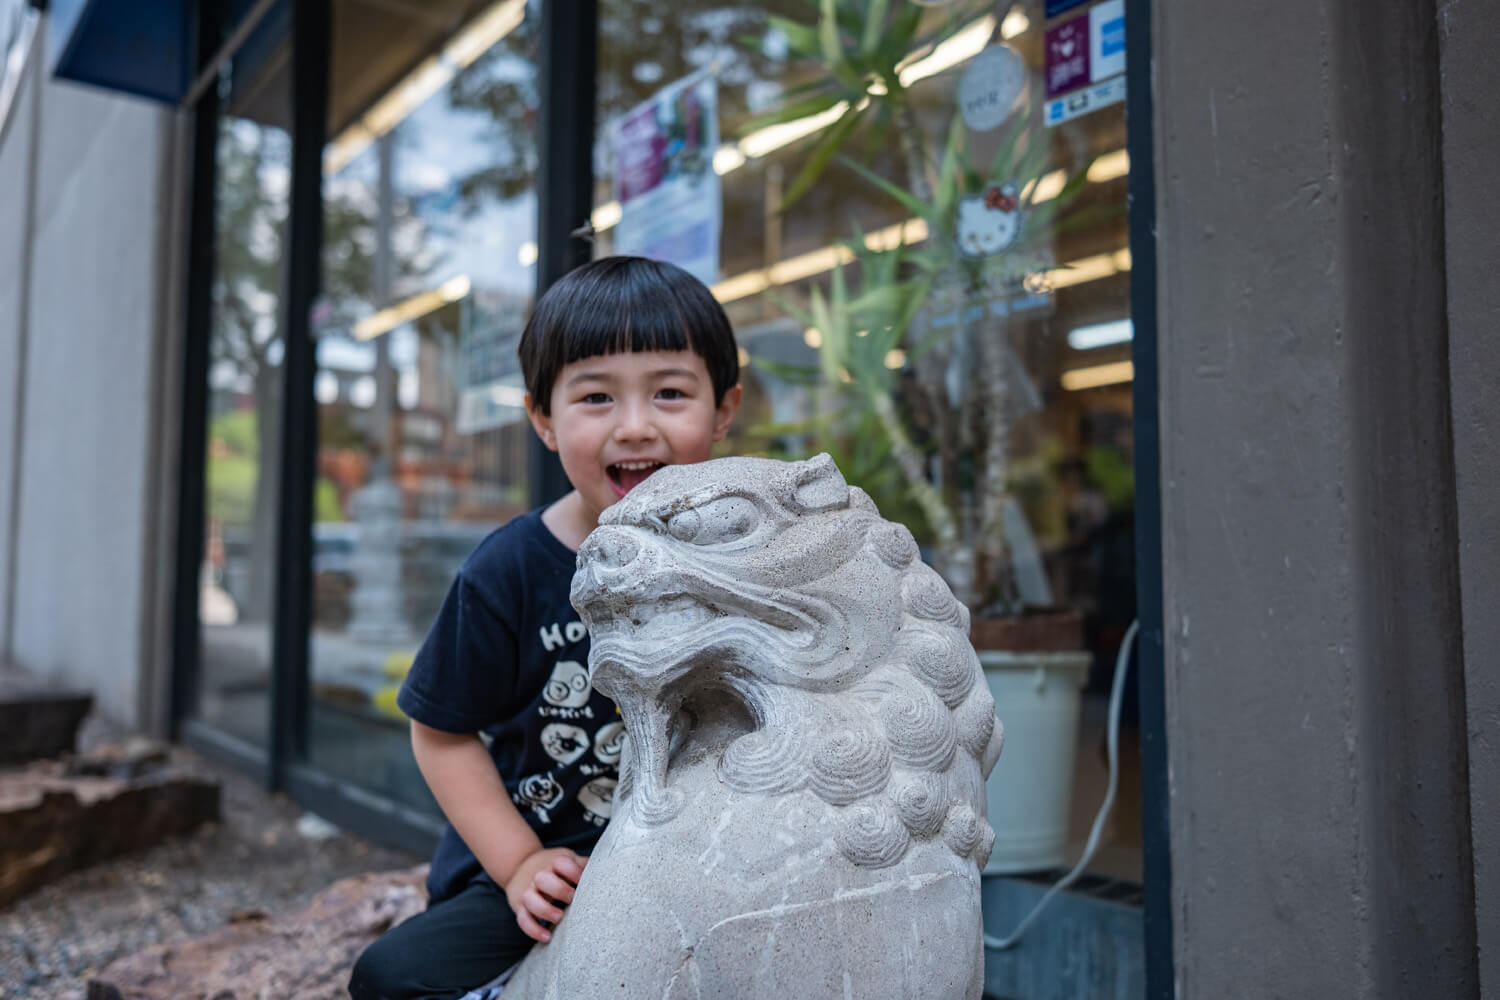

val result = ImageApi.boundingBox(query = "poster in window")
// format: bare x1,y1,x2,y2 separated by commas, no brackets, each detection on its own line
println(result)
612,69,721,286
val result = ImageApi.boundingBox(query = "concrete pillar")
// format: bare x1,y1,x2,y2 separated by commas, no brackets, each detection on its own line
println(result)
1437,0,1500,993
1153,0,1478,994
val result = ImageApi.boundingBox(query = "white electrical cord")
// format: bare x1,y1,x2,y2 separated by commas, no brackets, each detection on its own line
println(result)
983,618,1139,951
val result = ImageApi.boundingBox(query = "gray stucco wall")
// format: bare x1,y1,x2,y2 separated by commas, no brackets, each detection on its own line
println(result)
0,36,39,667
3,39,170,729
1155,0,1478,994
1439,1,1500,992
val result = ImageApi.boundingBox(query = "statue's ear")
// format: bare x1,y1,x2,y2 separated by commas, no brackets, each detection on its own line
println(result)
784,453,849,513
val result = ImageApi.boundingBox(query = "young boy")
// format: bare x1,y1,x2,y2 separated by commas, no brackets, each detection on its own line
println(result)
349,256,742,1000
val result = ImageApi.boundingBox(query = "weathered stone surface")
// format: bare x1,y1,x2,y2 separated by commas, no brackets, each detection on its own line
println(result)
507,454,1003,999
0,669,93,765
85,866,428,1000
0,744,220,907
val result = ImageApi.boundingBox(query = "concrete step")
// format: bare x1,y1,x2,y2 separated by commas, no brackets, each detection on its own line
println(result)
0,668,93,765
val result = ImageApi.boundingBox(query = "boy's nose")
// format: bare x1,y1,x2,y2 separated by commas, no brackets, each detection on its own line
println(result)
613,403,659,441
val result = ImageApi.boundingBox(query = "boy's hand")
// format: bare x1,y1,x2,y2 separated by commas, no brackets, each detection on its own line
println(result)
503,847,587,943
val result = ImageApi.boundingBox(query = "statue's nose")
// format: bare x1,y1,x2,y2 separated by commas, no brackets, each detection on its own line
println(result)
581,527,640,571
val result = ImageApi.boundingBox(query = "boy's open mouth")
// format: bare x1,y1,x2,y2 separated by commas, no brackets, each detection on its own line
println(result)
607,460,666,498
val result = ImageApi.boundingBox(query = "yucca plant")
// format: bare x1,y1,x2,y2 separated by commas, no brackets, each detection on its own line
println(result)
744,1,1115,614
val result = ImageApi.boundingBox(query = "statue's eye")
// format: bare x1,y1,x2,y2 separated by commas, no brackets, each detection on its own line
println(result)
664,496,759,545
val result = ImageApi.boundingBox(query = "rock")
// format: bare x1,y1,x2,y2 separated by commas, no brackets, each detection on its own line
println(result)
85,866,428,1000
0,746,220,907
0,670,93,765
506,455,1002,999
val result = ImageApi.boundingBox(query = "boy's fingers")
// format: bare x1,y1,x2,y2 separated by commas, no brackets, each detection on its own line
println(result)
515,907,551,944
551,853,585,884
523,887,565,925
534,870,576,904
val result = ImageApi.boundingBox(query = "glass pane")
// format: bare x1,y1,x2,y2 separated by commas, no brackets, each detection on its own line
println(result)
595,1,1140,882
195,36,294,747
306,0,540,812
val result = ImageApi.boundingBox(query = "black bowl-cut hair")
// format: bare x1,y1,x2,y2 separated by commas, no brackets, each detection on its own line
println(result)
519,256,740,416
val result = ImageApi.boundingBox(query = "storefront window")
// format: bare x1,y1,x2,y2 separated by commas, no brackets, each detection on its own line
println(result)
594,0,1139,882
194,35,294,748
305,0,540,810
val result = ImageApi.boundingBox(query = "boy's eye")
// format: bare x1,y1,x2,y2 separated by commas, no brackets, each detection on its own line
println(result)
657,388,685,400
582,393,610,405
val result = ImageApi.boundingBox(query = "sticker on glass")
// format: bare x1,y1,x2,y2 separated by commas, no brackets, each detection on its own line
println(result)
958,185,1022,258
957,45,1026,133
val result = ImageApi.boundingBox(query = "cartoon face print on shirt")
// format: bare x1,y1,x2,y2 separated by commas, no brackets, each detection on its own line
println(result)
577,777,617,826
543,660,593,708
541,723,591,765
516,772,564,824
593,721,626,765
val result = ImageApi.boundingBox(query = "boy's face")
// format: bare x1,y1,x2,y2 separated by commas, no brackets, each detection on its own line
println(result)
526,349,741,525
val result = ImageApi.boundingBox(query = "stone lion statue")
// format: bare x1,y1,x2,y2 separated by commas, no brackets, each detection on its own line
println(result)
503,454,1002,999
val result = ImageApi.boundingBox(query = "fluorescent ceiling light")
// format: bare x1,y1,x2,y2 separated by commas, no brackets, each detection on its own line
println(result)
896,16,998,87
352,274,471,341
713,146,748,175
590,200,623,231
1061,360,1134,390
1088,149,1130,182
325,0,526,176
740,99,859,160
1025,169,1066,203
1068,318,1133,350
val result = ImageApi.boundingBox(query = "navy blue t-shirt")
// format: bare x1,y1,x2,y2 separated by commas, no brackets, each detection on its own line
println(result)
397,508,622,903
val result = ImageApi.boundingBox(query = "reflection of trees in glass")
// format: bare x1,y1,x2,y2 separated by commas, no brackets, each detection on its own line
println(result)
209,121,435,620
209,120,290,623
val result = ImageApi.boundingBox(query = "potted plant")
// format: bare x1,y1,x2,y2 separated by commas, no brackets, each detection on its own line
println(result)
741,0,1118,873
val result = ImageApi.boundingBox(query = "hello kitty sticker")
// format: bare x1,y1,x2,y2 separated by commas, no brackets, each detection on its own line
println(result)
958,185,1022,259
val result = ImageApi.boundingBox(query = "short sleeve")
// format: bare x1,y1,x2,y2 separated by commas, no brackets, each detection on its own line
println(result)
397,569,519,733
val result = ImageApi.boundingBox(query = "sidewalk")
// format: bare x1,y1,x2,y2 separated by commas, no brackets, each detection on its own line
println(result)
0,713,420,999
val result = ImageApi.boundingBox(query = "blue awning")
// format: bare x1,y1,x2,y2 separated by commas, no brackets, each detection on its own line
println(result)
47,0,196,105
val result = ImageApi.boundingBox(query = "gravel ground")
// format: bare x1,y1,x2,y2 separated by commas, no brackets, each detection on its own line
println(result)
0,717,423,1000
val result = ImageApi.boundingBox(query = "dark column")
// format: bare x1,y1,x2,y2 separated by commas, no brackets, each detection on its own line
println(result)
269,0,331,786
169,1,226,735
529,0,597,508
1123,0,1170,994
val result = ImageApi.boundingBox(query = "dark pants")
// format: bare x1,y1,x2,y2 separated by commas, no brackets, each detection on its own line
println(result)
349,880,535,1000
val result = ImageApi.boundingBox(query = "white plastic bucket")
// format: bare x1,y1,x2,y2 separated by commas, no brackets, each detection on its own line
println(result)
980,649,1091,875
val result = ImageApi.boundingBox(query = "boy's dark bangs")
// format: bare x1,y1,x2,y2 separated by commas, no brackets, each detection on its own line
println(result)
559,276,698,367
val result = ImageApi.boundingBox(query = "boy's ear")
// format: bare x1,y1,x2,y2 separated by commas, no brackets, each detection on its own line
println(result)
525,393,559,451
712,384,743,442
